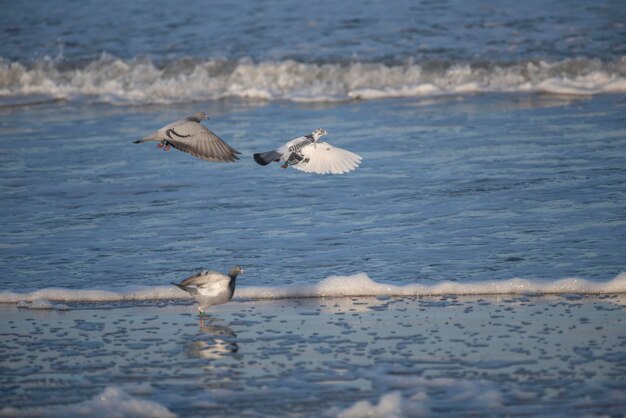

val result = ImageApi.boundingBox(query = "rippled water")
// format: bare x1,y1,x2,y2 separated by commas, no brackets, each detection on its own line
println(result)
2,0,624,62
1,94,625,293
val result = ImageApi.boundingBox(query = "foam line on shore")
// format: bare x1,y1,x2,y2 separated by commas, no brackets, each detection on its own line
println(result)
1,273,624,304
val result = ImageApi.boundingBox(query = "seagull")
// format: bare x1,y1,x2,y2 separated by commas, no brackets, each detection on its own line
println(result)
134,112,241,162
172,266,244,316
253,128,362,174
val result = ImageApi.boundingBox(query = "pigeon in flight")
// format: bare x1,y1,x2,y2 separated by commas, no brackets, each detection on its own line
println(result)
134,112,240,162
253,128,362,174
172,266,244,316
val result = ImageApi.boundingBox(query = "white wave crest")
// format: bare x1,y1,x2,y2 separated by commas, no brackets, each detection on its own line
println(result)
1,273,624,304
1,55,625,105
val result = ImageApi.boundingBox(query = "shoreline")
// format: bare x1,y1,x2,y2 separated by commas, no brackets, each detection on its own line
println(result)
2,293,625,416
1,272,625,305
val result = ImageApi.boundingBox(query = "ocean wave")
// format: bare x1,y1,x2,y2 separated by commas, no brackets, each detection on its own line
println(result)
1,272,624,304
1,55,625,106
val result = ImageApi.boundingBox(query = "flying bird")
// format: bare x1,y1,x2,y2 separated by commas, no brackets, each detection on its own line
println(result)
172,266,244,316
253,128,362,174
134,112,240,162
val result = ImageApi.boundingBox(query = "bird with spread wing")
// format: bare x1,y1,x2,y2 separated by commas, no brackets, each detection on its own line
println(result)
134,112,240,162
253,128,362,174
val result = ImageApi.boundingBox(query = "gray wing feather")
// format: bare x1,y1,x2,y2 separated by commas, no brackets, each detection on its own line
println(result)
166,121,241,162
174,269,234,307
179,270,228,287
172,282,198,296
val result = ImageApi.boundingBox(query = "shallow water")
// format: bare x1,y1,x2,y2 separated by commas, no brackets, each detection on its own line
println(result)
2,295,625,417
1,94,625,295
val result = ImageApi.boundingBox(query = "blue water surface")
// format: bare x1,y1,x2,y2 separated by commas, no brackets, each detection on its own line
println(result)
1,0,625,291
0,94,624,292
1,0,624,63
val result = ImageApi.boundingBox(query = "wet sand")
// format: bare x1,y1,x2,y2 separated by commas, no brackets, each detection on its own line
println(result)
2,294,625,417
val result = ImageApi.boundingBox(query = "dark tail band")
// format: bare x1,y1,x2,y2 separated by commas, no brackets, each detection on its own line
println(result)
254,151,282,166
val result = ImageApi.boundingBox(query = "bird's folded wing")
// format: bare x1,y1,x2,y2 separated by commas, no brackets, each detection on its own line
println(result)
165,121,241,162
179,271,230,297
293,142,362,174
276,136,311,155
179,270,226,286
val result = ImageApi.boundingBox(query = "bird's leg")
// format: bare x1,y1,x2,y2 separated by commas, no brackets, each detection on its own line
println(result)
164,143,171,151
157,142,164,148
281,163,289,169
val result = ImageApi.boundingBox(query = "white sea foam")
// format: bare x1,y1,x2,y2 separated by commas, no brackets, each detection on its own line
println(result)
16,299,70,310
0,286,183,303
241,272,626,298
330,375,506,417
1,55,625,105
0,386,175,418
0,273,624,304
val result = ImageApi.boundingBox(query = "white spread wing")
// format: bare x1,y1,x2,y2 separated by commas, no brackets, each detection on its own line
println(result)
292,142,362,174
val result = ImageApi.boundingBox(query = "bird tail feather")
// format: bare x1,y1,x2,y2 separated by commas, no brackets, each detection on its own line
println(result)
254,151,282,166
136,131,161,143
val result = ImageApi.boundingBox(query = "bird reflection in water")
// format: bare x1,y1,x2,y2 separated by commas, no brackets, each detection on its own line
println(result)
188,317,239,360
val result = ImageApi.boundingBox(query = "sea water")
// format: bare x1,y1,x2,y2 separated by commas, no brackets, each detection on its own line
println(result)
1,0,625,416
2,296,625,417
1,95,624,292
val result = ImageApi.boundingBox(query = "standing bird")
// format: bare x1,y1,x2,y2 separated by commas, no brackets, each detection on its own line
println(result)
172,266,244,316
134,112,240,162
253,128,362,174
